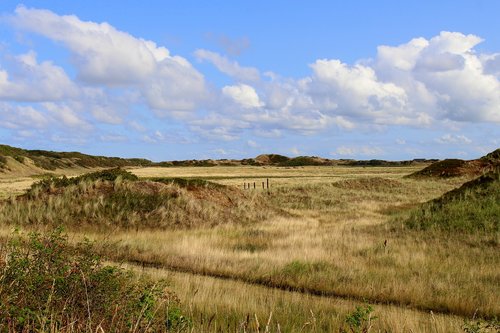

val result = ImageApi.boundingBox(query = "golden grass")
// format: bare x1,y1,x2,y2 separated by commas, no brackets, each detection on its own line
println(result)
0,177,35,199
124,264,466,332
1,164,498,331
128,165,425,187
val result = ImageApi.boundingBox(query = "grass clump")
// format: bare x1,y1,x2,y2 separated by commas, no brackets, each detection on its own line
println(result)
0,228,181,332
26,168,138,197
402,172,500,233
151,177,225,190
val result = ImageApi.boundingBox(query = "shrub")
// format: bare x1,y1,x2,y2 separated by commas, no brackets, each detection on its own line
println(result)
342,304,377,333
0,228,181,332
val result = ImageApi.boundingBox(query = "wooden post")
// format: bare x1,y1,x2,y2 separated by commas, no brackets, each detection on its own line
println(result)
262,182,265,189
244,183,246,190
253,182,256,189
267,178,269,189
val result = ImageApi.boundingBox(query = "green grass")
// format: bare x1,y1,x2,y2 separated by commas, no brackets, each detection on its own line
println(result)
402,172,500,233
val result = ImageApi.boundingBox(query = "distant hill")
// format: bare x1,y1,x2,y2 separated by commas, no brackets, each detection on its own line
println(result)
0,143,443,175
0,144,152,174
408,148,500,178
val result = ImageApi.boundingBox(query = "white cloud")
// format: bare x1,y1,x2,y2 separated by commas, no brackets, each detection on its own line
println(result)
99,134,127,142
128,121,146,132
0,103,49,129
90,105,122,124
374,31,500,123
3,7,500,148
0,51,77,101
333,146,385,157
435,134,472,144
307,59,408,121
11,6,209,113
42,102,92,130
247,140,258,148
482,54,500,76
195,49,260,82
222,84,263,108
396,138,406,145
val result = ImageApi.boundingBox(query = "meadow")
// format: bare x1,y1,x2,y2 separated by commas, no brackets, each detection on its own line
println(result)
0,164,498,332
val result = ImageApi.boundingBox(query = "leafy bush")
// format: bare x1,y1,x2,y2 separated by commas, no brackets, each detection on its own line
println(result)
0,228,181,332
462,317,500,333
342,304,377,333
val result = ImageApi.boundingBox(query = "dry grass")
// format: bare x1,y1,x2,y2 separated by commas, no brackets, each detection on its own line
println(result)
126,264,466,332
1,164,498,332
0,177,34,199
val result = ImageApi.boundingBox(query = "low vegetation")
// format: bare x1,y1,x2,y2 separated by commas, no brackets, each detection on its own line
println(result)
0,228,182,332
402,171,500,232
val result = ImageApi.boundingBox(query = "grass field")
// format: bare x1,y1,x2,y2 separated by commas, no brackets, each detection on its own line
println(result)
0,165,498,332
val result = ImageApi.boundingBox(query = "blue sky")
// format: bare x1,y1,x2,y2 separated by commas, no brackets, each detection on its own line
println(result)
0,1,499,161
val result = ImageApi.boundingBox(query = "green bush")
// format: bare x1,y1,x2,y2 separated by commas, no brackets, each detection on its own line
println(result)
0,228,181,332
342,304,377,333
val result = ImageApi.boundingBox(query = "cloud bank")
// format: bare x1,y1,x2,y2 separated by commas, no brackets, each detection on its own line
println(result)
0,6,498,158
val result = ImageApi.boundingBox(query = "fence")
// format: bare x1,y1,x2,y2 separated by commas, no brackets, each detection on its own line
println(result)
243,178,270,193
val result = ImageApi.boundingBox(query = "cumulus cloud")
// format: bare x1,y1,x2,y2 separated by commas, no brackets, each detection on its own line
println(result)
10,6,209,113
1,6,499,149
222,84,264,108
374,31,500,123
0,51,77,101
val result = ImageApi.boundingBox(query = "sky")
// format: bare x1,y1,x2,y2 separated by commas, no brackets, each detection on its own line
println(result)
0,1,499,161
